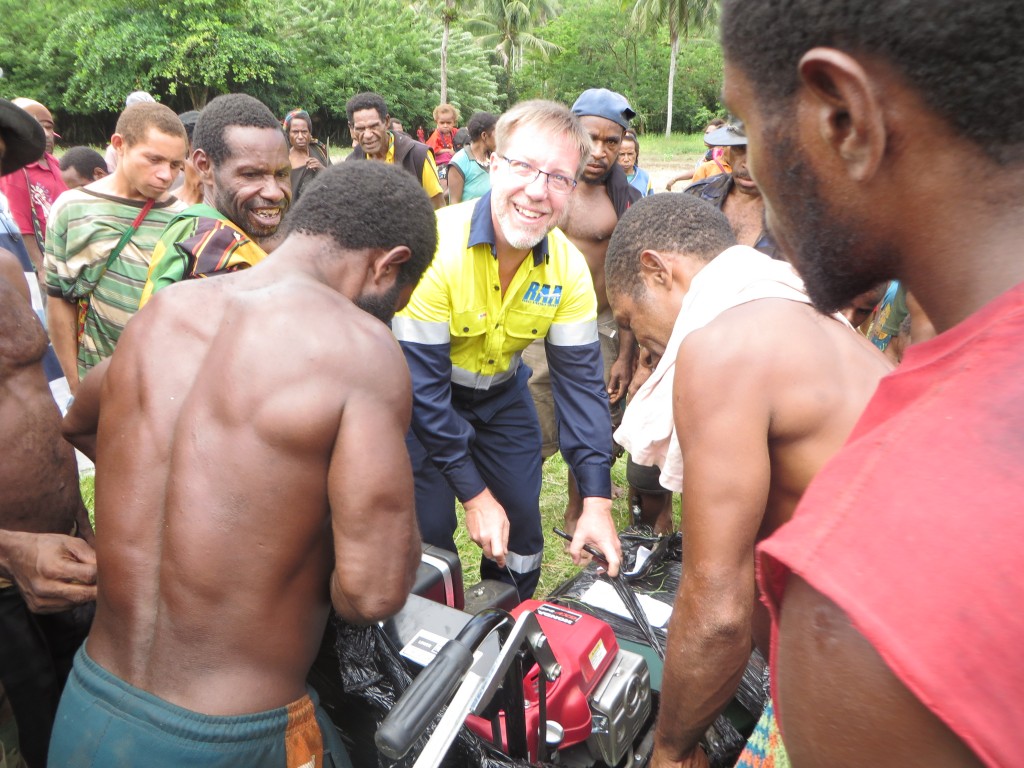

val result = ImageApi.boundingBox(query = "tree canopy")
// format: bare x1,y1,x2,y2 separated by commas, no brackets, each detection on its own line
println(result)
0,0,724,144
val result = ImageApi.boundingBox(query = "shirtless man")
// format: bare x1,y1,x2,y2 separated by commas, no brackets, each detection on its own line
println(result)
721,0,1023,765
50,162,438,768
524,89,643,530
607,193,891,768
0,100,96,768
684,122,780,259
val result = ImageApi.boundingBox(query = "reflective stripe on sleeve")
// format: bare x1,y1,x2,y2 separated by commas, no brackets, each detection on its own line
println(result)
392,316,450,345
505,549,544,575
547,319,599,347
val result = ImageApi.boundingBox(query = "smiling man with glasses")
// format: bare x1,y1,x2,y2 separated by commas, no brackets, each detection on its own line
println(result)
393,100,623,601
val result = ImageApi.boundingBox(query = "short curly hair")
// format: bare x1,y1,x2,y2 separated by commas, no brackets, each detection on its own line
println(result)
606,193,736,300
191,94,283,166
721,0,1024,163
345,92,388,124
285,162,437,290
59,146,107,178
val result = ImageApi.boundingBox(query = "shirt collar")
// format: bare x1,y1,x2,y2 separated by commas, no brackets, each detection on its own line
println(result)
467,190,550,267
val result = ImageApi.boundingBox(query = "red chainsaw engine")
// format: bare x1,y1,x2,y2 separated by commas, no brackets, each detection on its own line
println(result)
466,600,652,765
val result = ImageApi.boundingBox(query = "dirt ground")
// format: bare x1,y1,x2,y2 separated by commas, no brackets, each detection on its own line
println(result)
638,158,706,193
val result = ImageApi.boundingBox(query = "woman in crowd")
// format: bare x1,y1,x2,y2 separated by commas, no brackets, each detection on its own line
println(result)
283,108,331,201
446,111,497,204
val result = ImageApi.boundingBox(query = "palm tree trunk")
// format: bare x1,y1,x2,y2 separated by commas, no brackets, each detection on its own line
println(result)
440,0,452,103
665,16,679,137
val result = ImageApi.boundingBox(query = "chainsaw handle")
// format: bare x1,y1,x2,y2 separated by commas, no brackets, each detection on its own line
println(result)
376,609,512,760
375,638,474,760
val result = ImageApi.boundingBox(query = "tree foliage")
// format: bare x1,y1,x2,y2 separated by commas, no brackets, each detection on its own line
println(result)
465,0,561,74
46,0,284,111
273,0,499,141
0,0,720,143
516,0,722,133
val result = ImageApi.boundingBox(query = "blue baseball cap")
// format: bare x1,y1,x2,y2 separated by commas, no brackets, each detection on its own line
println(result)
571,89,635,130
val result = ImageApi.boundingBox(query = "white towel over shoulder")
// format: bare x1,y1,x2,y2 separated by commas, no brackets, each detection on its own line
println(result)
614,245,819,492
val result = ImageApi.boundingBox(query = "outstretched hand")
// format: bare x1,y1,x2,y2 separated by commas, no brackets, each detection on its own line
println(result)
464,489,510,568
568,498,622,577
1,531,97,613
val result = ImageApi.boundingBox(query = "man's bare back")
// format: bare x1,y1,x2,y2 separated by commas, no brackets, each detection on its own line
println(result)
652,296,891,768
679,299,890,642
74,250,421,716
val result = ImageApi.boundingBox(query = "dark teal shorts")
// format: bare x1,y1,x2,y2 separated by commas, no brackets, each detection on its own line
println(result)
48,646,351,768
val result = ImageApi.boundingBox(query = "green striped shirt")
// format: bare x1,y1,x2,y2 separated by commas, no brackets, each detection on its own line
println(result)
44,188,186,376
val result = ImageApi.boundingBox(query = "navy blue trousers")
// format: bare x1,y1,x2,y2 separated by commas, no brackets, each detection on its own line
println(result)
407,382,545,601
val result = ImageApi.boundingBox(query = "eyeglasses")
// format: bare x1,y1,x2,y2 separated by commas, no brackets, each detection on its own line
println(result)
500,156,577,195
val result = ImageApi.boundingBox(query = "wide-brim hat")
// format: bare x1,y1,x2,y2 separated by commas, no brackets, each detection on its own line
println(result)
704,122,747,147
0,98,45,176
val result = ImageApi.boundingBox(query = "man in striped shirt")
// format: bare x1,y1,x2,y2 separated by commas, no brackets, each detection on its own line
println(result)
44,102,188,392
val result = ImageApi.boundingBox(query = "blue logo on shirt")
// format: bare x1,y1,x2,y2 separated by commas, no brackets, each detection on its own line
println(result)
522,282,562,307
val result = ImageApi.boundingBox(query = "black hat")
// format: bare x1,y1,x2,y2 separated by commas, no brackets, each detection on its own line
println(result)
0,98,46,176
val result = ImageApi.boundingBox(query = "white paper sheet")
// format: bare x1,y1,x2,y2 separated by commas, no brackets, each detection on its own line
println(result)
580,579,673,628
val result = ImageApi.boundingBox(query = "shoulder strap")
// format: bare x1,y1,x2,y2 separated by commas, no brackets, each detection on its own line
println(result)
104,198,155,271
23,168,46,254
76,198,155,345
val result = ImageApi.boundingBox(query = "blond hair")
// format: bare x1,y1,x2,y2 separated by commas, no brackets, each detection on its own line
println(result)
432,103,459,123
494,100,592,178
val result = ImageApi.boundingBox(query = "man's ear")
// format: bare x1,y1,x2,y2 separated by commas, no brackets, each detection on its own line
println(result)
798,47,886,182
638,248,673,290
92,166,108,181
372,245,412,284
192,148,214,184
110,134,125,154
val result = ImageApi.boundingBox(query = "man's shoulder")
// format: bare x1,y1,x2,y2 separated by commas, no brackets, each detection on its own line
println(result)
435,198,480,251
545,226,588,265
393,131,430,159
683,298,819,372
684,173,731,202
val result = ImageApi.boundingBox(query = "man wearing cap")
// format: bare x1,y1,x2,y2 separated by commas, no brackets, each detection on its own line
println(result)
684,122,779,259
0,97,97,768
525,88,645,531
393,100,623,602
0,99,68,293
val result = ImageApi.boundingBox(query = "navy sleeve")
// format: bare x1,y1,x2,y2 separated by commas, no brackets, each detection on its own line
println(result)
545,338,614,498
400,339,488,503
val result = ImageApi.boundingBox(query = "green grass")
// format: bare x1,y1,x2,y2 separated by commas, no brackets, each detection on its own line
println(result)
635,132,709,163
454,453,638,597
79,453,673,599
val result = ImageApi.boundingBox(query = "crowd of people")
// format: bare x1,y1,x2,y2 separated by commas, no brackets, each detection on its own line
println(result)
0,0,1020,765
